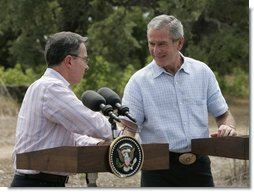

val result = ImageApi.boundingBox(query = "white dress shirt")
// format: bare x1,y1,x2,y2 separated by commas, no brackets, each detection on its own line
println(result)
13,68,112,175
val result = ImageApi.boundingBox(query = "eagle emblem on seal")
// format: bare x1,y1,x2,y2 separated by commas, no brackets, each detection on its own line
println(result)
117,143,137,172
109,136,144,177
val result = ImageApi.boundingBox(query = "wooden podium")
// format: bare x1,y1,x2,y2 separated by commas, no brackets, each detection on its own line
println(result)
16,136,249,174
16,143,169,173
192,135,249,160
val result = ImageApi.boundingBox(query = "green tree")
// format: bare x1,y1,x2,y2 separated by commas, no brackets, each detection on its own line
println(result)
0,0,249,97
187,0,248,74
0,0,61,70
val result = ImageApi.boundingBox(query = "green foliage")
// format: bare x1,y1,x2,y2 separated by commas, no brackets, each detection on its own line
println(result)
227,67,249,98
0,0,249,98
214,71,227,93
186,27,248,75
185,0,248,75
72,56,136,98
0,0,60,68
115,64,136,96
73,56,115,97
214,67,249,98
0,64,40,85
87,6,142,69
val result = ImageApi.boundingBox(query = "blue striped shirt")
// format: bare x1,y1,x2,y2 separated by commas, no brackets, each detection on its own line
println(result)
13,68,112,174
122,55,228,152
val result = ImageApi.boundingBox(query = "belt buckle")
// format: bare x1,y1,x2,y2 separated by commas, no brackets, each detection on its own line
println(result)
179,153,196,165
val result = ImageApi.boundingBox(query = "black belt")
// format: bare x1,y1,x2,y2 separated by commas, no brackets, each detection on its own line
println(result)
15,172,69,184
169,151,202,165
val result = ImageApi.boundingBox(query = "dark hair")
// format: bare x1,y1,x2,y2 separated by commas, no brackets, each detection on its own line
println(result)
44,31,88,67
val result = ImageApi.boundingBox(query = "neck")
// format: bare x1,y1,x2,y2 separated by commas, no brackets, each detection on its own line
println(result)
164,54,183,75
51,65,70,83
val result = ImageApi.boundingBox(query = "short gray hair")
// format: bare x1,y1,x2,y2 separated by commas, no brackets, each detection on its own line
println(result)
44,31,88,67
147,15,184,40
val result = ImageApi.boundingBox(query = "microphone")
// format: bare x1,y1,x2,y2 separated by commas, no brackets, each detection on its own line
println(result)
81,90,120,122
97,87,137,123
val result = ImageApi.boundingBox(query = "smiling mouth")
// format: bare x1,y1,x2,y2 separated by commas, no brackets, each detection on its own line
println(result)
155,54,166,59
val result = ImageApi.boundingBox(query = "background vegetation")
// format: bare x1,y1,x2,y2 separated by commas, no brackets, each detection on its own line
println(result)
0,0,249,187
0,0,249,100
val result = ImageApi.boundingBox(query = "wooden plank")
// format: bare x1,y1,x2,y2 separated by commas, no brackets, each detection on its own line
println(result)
16,143,169,173
17,146,78,172
77,145,110,173
142,144,169,170
191,135,249,160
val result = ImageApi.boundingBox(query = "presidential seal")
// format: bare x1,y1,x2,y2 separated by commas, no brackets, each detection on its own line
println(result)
109,136,144,177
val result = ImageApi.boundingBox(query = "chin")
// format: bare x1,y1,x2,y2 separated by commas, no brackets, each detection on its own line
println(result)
155,60,166,67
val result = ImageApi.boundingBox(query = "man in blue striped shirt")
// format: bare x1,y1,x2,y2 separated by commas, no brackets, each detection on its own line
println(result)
122,15,237,187
11,32,112,187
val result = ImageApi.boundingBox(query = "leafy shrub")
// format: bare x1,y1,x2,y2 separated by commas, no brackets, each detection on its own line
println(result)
227,67,249,98
72,56,136,98
215,67,248,98
0,64,40,85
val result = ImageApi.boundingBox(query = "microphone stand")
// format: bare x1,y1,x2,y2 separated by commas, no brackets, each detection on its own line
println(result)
86,116,118,187
109,116,118,139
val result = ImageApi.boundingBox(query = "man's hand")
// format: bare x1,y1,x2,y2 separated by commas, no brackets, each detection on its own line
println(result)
97,140,112,146
210,124,237,137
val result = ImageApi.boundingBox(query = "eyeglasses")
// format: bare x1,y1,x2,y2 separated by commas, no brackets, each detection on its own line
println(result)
70,54,89,64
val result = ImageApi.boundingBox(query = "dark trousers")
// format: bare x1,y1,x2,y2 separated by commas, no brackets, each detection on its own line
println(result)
10,174,66,187
141,153,214,187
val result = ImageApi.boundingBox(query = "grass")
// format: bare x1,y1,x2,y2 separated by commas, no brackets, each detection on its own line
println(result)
0,95,19,117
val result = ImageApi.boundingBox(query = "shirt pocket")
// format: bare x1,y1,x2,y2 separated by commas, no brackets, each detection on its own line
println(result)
184,98,208,128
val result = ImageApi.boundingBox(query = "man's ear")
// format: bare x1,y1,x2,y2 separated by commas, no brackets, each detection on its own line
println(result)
63,55,73,68
177,37,184,51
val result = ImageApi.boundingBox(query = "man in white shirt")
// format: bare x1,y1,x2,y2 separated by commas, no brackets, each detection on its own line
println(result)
11,31,112,187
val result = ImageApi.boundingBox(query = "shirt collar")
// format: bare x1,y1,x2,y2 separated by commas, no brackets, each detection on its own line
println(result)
152,52,191,78
43,68,71,88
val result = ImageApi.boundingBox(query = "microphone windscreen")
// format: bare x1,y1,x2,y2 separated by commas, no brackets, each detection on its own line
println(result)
81,90,106,111
97,87,121,106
